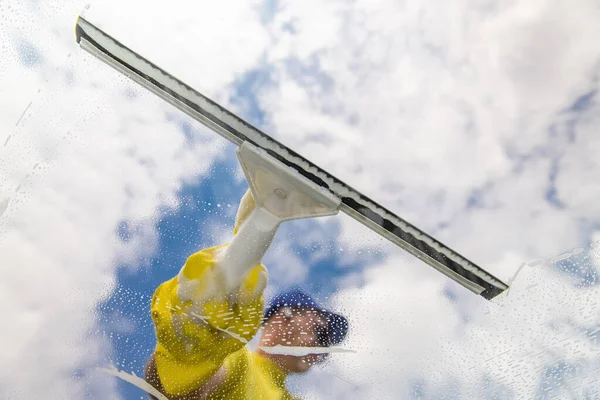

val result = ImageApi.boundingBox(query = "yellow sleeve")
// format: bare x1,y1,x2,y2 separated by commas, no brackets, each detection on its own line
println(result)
150,245,266,396
207,348,294,400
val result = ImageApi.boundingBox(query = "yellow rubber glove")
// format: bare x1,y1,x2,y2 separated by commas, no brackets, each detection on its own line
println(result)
151,190,268,396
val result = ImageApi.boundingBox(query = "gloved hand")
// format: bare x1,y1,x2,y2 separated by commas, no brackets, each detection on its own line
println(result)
151,190,268,396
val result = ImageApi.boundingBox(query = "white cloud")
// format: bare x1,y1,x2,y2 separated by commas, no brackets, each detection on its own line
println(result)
0,0,270,398
250,0,600,397
264,238,310,287
297,250,600,399
258,0,600,238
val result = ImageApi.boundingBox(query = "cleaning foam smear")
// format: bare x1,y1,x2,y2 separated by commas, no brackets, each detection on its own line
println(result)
98,366,169,400
258,345,357,356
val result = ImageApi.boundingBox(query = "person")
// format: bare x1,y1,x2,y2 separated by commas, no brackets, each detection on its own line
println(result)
144,190,348,399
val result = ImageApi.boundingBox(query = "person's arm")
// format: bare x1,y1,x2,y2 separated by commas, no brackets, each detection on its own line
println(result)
146,245,267,397
144,353,226,400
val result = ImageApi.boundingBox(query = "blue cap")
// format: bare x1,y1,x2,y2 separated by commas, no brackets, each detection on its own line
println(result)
264,288,348,346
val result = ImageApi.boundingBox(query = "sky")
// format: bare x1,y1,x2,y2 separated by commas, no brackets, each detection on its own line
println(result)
0,0,599,399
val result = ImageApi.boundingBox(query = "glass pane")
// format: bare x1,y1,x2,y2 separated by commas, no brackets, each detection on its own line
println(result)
2,1,599,399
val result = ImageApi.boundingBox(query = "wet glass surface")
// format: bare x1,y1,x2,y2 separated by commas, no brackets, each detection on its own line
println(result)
1,1,600,399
